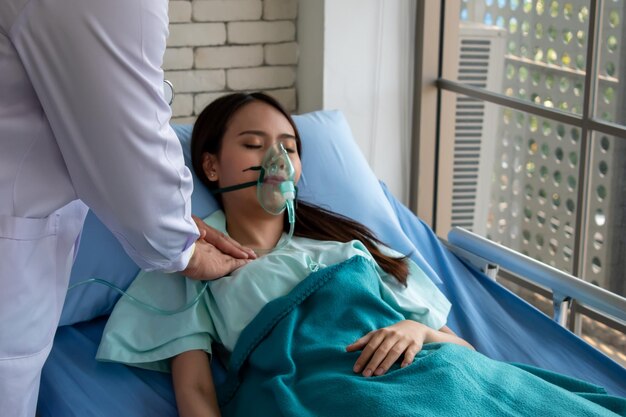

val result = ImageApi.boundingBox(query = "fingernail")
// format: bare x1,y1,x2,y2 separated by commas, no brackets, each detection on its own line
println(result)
353,365,359,373
374,368,384,376
363,369,372,377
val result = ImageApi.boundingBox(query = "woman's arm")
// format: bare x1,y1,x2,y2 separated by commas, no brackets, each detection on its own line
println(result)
436,325,475,350
171,350,221,417
346,320,474,377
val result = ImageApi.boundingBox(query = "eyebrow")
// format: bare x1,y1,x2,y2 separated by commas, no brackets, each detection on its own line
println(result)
237,130,296,140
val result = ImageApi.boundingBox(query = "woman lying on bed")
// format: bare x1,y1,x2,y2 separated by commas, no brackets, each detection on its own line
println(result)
97,93,626,417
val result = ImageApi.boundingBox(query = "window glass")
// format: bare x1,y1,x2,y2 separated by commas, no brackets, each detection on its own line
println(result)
439,93,582,274
487,109,582,274
584,133,626,297
594,1,625,125
457,0,591,114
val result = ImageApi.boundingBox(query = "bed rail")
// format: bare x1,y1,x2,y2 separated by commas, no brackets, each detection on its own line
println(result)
446,227,626,326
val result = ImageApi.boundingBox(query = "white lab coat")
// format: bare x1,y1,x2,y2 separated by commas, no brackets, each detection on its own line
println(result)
0,0,199,415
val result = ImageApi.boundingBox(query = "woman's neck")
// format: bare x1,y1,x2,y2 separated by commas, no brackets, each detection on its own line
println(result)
223,207,285,252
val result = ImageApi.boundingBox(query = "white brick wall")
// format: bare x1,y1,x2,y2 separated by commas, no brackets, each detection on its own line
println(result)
227,66,295,90
165,70,226,93
171,93,194,117
263,0,297,20
265,42,298,65
169,1,192,23
166,0,298,124
194,1,263,22
195,45,263,69
227,21,295,44
167,23,226,47
164,48,194,70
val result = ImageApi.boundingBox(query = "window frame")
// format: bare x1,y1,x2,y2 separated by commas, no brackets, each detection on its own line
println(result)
413,0,626,280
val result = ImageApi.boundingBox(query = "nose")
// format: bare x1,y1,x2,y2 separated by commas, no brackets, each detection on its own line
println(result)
268,160,285,175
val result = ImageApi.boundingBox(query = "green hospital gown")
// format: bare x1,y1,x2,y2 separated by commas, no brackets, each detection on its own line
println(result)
96,210,451,373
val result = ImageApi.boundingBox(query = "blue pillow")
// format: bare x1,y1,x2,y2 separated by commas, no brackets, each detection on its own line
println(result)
59,111,421,326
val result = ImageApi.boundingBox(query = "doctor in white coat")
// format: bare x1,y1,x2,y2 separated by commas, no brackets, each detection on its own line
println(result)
0,0,255,415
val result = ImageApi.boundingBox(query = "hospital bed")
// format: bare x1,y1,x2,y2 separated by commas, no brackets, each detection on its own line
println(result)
37,112,626,416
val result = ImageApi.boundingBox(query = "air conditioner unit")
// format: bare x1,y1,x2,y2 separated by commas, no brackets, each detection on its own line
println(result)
448,23,506,235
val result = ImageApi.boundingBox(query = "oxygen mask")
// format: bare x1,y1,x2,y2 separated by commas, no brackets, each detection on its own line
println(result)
257,142,296,218
211,142,297,252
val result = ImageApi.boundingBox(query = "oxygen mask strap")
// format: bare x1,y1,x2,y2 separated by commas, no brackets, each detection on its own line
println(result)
210,166,264,195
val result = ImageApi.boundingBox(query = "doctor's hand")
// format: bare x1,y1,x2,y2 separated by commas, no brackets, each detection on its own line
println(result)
192,214,257,260
346,320,473,377
181,237,252,281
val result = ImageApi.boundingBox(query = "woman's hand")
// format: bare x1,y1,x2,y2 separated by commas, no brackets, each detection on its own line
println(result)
346,320,431,377
346,320,474,377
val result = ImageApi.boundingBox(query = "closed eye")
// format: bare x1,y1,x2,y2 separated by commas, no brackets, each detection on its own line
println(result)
243,144,263,149
280,139,298,154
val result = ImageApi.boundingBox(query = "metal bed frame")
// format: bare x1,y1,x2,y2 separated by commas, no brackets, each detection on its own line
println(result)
446,227,626,337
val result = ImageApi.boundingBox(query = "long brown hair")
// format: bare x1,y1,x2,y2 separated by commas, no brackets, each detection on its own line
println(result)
191,92,409,285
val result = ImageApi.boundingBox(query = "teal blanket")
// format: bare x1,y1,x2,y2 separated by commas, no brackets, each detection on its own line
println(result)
217,256,626,416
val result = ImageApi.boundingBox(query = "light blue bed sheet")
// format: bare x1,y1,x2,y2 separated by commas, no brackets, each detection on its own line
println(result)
37,183,626,417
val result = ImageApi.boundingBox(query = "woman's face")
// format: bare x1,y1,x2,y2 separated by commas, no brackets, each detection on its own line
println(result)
203,100,302,213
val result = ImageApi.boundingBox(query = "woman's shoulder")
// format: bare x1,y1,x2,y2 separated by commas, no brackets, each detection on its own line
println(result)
287,236,374,264
288,235,366,251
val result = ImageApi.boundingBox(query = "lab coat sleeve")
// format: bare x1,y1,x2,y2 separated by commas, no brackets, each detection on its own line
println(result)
10,0,198,271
